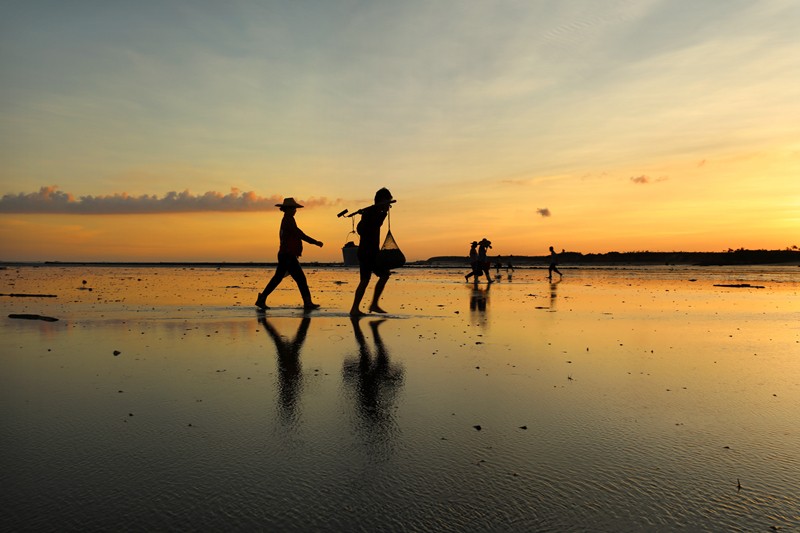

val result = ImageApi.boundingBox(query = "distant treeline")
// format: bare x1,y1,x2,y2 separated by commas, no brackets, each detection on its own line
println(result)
426,249,800,266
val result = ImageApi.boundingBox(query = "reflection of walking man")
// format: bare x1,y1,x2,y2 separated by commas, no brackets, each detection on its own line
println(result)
255,198,323,311
258,315,311,424
470,283,490,312
343,318,404,445
548,246,563,281
350,188,394,316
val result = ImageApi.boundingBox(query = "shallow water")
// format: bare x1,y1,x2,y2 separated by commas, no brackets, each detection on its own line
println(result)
1,264,798,531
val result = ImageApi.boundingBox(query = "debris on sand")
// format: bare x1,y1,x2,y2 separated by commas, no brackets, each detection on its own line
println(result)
8,314,59,322
0,293,58,298
713,283,765,289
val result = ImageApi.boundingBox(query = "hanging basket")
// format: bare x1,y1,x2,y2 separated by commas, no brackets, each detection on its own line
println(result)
376,230,406,270
342,241,359,266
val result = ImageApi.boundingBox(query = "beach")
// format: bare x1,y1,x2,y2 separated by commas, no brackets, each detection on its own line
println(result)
2,264,798,531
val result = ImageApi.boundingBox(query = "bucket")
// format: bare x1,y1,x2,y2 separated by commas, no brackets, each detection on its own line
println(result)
342,242,359,266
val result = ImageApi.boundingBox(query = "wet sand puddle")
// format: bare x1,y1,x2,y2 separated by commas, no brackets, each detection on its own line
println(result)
2,265,798,531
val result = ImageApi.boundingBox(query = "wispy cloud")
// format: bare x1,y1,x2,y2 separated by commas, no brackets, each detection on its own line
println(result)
0,186,341,214
630,175,669,185
536,208,551,217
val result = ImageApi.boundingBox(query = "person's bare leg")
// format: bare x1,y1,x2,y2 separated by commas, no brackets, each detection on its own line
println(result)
350,278,370,316
369,274,389,313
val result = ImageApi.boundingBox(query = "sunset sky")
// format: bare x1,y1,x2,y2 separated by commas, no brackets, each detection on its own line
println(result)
1,1,798,262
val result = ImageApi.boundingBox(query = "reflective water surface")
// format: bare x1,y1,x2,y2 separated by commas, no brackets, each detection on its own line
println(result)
1,265,798,531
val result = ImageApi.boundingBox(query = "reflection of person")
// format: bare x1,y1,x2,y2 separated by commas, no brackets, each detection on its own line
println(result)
258,315,311,424
350,188,394,316
548,246,563,281
343,317,404,455
549,279,561,309
465,241,480,281
255,198,323,311
478,238,493,283
470,283,490,312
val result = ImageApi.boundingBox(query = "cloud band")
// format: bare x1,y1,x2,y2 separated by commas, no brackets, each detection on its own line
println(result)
0,186,340,214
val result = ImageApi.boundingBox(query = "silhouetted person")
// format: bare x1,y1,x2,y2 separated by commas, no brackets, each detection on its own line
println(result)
465,241,480,281
478,238,493,283
548,245,563,281
350,188,395,316
255,197,323,311
259,315,311,425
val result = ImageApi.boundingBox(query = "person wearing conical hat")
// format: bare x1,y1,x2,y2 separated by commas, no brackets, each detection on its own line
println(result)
255,197,324,311
478,238,493,284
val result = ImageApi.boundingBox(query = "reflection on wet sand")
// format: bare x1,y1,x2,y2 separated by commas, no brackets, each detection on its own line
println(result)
549,279,561,310
342,318,404,458
258,313,310,426
469,283,490,331
3,265,799,531
470,283,490,313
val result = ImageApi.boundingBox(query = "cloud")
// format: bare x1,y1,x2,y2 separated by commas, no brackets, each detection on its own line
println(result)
0,186,342,214
630,175,669,185
536,208,551,217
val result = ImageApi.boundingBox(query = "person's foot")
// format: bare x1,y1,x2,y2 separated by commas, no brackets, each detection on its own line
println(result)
303,302,321,310
465,274,470,281
369,305,387,314
350,309,366,317
255,293,268,310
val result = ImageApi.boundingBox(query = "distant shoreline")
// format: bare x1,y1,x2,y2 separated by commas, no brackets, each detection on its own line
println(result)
427,249,800,267
1,249,798,268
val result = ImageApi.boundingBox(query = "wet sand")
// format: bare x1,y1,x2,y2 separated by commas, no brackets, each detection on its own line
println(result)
2,264,798,531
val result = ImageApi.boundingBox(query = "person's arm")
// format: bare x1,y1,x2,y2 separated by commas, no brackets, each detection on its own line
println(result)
298,228,323,247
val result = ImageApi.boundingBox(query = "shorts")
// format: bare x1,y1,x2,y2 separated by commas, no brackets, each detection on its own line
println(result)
358,249,389,281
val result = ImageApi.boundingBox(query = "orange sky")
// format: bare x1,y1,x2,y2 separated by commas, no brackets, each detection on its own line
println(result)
1,2,798,262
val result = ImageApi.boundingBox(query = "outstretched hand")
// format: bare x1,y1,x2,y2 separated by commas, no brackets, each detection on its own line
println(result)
316,240,324,248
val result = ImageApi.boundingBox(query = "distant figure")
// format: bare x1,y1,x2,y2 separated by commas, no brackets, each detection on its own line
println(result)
350,188,395,316
548,245,563,280
255,197,323,310
465,241,480,281
478,238,493,283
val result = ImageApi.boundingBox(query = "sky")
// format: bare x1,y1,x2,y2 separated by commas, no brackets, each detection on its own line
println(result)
1,0,798,262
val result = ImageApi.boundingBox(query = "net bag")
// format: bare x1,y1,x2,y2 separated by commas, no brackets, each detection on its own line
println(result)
377,230,405,270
